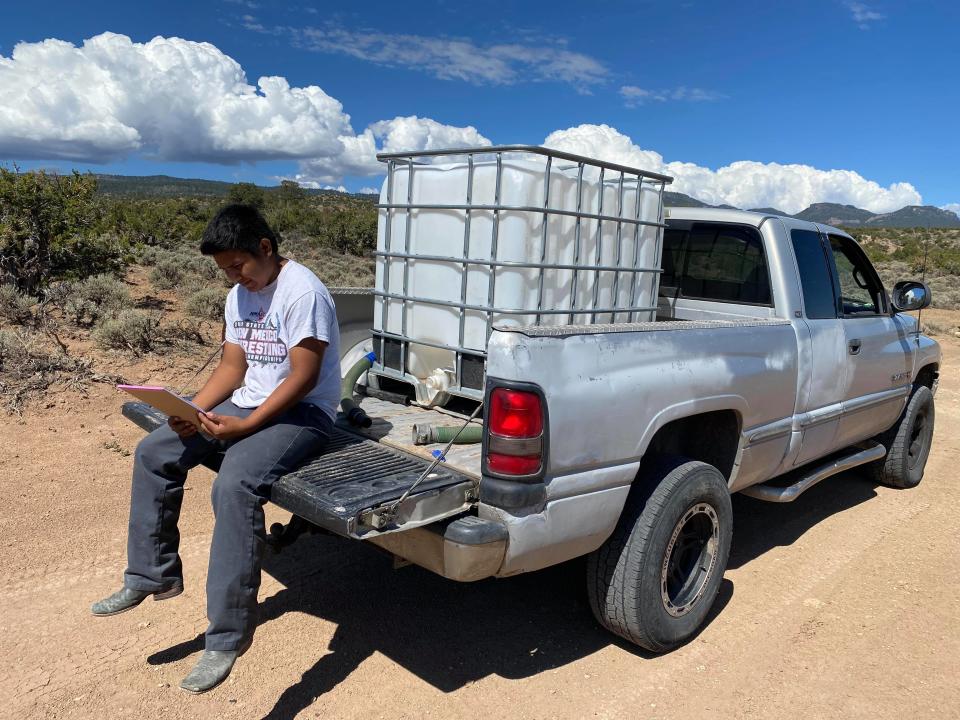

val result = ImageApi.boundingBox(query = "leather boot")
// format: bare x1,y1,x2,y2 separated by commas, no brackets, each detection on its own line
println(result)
179,638,252,694
90,584,183,617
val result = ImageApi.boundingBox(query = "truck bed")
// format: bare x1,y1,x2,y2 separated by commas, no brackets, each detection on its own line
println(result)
343,395,483,479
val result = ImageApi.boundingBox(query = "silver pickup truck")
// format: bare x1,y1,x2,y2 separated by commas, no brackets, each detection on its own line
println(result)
125,170,940,654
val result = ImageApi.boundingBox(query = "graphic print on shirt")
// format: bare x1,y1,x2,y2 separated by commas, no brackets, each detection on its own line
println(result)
234,307,287,364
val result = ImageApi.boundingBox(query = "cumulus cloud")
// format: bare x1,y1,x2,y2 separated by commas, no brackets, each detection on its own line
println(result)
846,2,885,29
544,124,921,214
620,85,726,108
0,34,926,211
942,203,960,218
292,115,491,185
295,26,608,92
0,32,352,163
0,32,489,189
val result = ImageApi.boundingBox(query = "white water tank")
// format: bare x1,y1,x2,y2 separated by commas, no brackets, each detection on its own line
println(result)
374,155,666,387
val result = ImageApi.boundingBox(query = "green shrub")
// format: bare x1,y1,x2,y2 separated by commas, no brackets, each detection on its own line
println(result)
0,168,122,293
182,253,220,280
228,182,265,209
79,274,129,311
0,284,35,324
136,246,163,265
149,257,185,290
94,310,159,353
56,274,129,326
185,287,226,321
0,328,15,364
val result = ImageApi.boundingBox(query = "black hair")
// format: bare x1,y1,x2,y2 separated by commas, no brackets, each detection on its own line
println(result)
200,203,279,256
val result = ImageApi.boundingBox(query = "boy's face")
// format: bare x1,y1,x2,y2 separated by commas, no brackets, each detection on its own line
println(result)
212,239,278,291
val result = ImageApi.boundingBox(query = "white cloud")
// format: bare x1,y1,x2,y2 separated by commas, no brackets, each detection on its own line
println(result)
0,32,487,188
846,2,885,29
296,26,608,92
358,186,379,194
292,115,491,185
0,32,352,163
0,34,927,214
543,124,921,214
942,203,960,218
620,85,726,107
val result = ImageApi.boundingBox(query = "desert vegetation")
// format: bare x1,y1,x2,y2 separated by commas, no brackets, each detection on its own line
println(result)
1,167,957,414
852,227,960,310
0,167,374,413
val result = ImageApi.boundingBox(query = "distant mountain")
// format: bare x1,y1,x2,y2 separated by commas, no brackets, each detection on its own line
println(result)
663,191,710,208
748,206,790,216
794,202,960,228
95,174,235,197
795,203,875,226
863,205,960,228
89,173,959,228
92,174,366,199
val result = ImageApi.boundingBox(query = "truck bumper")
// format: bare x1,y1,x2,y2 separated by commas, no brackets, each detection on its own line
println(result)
366,515,508,582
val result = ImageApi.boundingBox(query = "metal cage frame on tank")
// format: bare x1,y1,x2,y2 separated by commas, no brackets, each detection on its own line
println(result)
371,145,673,406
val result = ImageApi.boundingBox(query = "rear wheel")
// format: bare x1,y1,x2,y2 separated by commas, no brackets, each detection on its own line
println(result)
587,457,733,652
871,385,935,489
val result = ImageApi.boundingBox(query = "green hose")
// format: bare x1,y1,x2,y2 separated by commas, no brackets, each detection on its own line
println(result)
341,352,376,427
412,423,484,445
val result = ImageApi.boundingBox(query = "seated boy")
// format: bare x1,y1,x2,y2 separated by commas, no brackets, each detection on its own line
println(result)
91,204,341,693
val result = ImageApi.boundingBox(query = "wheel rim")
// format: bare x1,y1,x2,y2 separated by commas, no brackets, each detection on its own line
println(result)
660,503,720,617
907,405,931,470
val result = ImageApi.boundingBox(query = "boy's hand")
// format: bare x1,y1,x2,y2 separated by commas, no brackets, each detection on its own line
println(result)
198,412,254,441
168,416,198,438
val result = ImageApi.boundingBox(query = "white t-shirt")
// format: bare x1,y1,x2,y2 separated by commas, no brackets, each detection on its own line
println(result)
224,260,341,421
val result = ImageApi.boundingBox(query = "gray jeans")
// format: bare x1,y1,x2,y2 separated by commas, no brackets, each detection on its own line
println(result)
123,399,332,650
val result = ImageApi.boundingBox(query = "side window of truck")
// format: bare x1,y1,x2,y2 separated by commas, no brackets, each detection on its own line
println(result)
827,234,886,315
790,229,837,319
660,223,771,305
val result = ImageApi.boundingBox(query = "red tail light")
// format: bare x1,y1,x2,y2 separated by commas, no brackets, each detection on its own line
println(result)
488,453,541,475
490,388,543,438
486,387,545,477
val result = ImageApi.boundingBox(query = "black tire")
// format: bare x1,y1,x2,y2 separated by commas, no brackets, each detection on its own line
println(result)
587,456,733,652
871,385,935,489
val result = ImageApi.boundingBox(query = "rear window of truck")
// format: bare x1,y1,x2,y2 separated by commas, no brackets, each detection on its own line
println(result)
661,223,772,305
790,229,838,319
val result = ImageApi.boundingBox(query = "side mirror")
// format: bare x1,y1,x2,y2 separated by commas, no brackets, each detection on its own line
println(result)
891,280,931,312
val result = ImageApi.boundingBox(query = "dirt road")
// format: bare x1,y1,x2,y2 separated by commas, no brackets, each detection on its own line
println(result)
2,325,958,720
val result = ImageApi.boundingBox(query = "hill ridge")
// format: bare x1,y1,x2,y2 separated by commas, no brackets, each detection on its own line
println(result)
92,173,960,228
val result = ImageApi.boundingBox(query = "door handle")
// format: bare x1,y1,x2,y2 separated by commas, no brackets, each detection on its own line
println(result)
848,339,862,355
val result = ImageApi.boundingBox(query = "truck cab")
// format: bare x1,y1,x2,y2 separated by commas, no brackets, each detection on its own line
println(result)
660,208,939,482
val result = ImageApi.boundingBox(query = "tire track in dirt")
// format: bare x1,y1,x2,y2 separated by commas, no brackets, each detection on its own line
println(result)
0,541,211,600
0,534,215,718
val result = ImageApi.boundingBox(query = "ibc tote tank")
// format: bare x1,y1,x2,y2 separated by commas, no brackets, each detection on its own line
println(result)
374,149,667,401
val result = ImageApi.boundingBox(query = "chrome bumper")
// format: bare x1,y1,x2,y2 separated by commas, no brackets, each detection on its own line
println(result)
366,515,507,582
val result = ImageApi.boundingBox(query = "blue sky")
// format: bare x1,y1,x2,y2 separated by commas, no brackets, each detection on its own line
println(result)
1,0,957,213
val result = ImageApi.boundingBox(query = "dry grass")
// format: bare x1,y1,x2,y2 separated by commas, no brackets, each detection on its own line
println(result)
281,235,374,287
0,327,121,414
0,245,371,415
873,260,960,310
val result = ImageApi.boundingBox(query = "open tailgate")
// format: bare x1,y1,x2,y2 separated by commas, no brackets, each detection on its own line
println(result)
121,401,478,539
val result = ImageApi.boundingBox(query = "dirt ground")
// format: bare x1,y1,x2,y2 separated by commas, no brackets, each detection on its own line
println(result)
1,312,958,720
